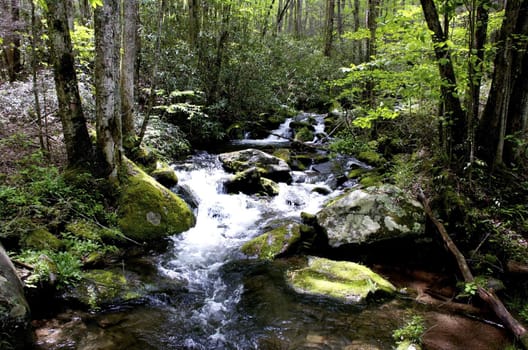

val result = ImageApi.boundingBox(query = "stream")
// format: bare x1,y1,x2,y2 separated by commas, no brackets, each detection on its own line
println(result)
33,114,512,350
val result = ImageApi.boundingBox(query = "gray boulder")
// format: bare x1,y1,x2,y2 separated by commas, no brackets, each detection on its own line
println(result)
316,184,424,247
0,243,32,348
219,148,292,183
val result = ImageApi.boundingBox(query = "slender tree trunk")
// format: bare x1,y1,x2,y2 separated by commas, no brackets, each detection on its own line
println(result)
477,0,528,168
365,0,379,107
323,0,335,56
188,0,200,48
2,0,22,82
45,0,93,168
353,0,361,62
262,0,276,37
95,0,122,180
503,1,528,165
466,0,489,166
420,0,467,164
30,0,46,155
121,0,138,150
295,0,302,38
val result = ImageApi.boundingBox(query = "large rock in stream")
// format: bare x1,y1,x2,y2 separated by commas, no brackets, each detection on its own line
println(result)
316,184,424,247
117,158,196,243
219,148,292,183
0,243,32,348
287,257,396,303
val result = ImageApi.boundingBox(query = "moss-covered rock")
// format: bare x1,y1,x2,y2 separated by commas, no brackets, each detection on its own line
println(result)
219,149,292,183
294,127,315,143
357,150,386,167
224,167,280,197
241,223,303,259
0,243,32,348
65,269,141,310
151,161,178,188
287,257,396,303
21,227,63,251
316,184,424,247
117,158,195,243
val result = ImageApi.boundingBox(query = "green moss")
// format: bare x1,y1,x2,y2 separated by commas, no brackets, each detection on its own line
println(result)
294,127,314,143
21,228,63,251
273,148,291,164
288,257,395,303
260,177,280,196
75,269,140,310
359,175,383,187
117,158,195,242
348,168,369,179
151,162,179,188
241,224,301,260
357,150,386,167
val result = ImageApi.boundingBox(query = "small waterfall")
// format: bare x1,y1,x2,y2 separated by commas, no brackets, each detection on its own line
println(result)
233,118,292,146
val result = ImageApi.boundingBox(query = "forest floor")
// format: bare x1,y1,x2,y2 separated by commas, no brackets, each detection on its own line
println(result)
0,71,85,179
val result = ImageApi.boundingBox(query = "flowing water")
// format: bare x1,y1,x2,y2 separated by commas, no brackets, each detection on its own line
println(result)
32,114,512,350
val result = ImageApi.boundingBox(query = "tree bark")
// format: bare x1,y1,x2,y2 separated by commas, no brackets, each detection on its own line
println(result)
1,0,23,82
95,0,122,180
45,0,93,168
477,0,528,168
121,0,139,151
323,0,335,56
420,0,467,164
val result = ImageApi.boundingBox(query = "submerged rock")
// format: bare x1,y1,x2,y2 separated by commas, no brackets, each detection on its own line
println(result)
316,184,424,247
0,243,33,348
219,148,292,183
287,257,396,303
117,158,196,243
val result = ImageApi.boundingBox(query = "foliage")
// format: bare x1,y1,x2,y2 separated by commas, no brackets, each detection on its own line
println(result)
70,23,94,72
15,249,82,289
392,315,426,345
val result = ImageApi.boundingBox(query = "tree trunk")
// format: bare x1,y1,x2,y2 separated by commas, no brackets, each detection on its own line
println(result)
323,0,335,56
95,0,122,180
45,0,93,168
503,2,528,166
188,0,200,48
420,0,467,164
466,0,489,166
477,0,528,168
365,0,379,107
2,0,22,82
121,0,139,151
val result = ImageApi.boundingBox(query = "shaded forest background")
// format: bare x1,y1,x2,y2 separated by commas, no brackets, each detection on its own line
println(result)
1,0,528,346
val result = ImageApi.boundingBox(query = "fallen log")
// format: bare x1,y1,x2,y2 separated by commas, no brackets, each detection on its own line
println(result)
418,191,528,349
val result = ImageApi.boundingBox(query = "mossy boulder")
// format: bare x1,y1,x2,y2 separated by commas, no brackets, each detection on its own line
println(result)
151,161,178,188
64,269,141,310
219,149,292,183
287,257,396,303
21,227,63,251
316,184,424,247
117,158,195,243
224,167,280,197
241,223,304,259
294,127,315,143
0,243,32,348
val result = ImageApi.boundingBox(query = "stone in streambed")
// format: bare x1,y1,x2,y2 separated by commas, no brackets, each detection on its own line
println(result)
287,256,396,303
